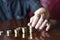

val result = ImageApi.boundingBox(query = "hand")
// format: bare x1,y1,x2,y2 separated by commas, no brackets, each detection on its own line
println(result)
28,8,50,31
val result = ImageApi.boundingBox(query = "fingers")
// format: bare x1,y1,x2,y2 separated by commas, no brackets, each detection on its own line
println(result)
35,14,44,29
39,19,48,30
28,17,34,26
28,12,50,31
31,16,39,27
46,23,51,31
28,16,50,31
30,17,34,24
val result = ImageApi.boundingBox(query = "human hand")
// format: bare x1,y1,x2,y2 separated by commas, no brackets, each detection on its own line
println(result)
28,8,50,31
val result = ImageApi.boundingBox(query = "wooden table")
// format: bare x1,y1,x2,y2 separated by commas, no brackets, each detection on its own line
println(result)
0,20,60,40
0,25,60,40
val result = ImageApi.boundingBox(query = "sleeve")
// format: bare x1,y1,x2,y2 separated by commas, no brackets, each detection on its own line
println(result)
29,0,42,12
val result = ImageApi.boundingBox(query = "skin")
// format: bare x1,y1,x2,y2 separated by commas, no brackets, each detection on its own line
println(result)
28,8,51,31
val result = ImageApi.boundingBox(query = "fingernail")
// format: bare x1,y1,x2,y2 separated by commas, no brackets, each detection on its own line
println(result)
46,29,48,31
35,27,38,29
28,23,30,26
39,27,41,30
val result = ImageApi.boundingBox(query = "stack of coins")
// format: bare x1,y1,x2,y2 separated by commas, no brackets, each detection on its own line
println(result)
0,31,3,36
6,30,11,36
14,27,21,37
14,29,18,37
29,25,33,39
22,28,25,38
